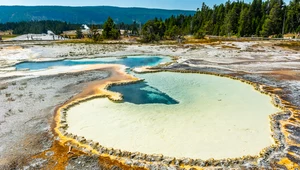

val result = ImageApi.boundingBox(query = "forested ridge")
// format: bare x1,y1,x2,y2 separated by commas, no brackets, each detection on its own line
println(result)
0,6,194,24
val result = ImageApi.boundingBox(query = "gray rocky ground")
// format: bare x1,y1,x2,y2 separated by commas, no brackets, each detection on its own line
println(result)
0,70,109,169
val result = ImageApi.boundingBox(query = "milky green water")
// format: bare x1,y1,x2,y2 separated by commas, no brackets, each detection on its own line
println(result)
67,72,280,159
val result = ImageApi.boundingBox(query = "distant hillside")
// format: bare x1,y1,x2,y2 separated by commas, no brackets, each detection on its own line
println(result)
0,6,195,24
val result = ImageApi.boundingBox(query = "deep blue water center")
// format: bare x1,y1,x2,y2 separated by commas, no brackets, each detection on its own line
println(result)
109,82,178,105
15,55,177,105
15,56,165,70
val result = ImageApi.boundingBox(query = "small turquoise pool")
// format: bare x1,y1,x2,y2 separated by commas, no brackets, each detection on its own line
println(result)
15,56,171,70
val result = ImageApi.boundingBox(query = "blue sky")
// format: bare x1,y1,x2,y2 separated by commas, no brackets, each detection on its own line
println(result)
0,0,291,10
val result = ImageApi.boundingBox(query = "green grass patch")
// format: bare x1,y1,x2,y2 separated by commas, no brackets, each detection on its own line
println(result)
1,35,18,40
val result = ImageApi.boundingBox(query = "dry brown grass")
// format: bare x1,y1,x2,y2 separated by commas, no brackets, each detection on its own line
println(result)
59,38,99,44
183,36,259,45
0,85,8,90
276,41,300,51
284,33,297,38
221,45,241,50
59,38,136,45
1,35,18,40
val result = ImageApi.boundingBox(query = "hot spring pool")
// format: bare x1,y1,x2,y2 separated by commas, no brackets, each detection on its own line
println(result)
15,56,171,70
66,72,280,159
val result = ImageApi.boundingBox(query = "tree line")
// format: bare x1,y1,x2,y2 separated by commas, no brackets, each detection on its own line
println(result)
141,0,300,42
0,20,140,36
1,0,299,42
0,21,82,35
75,17,142,40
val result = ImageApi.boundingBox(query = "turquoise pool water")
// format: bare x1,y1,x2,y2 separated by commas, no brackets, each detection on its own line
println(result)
67,72,280,159
15,56,171,70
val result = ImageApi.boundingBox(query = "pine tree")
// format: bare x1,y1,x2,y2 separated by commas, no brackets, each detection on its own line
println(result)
141,19,166,42
76,28,83,39
261,2,283,37
90,25,101,41
102,17,120,40
286,0,300,33
238,6,251,37
222,9,235,36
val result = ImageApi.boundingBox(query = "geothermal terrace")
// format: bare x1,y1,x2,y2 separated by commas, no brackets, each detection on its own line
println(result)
0,41,299,169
